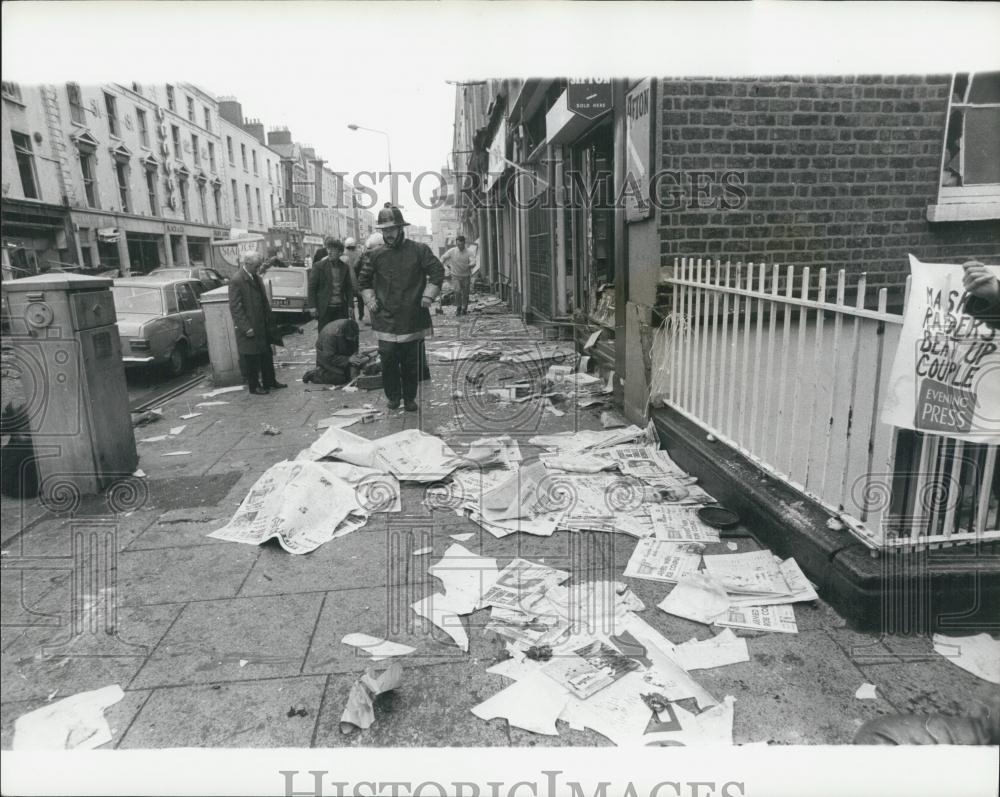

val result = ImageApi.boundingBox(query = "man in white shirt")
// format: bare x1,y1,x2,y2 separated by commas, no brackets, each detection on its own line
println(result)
441,235,476,316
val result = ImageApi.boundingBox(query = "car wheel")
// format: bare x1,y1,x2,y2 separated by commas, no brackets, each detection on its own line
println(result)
166,342,188,377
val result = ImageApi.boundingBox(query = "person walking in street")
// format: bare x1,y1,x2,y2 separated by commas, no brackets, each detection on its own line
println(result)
309,236,355,332
341,236,366,323
302,318,367,385
229,251,287,395
357,205,444,411
441,235,476,315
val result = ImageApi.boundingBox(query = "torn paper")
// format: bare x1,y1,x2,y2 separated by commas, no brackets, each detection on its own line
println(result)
201,385,244,398
640,695,736,746
932,633,1000,684
340,661,403,732
195,400,230,407
623,539,702,583
471,670,567,736
12,684,124,750
657,573,732,625
855,683,878,700
670,629,749,671
341,633,416,661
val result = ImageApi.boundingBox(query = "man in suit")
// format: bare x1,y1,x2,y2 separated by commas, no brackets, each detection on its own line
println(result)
228,251,287,396
308,236,354,332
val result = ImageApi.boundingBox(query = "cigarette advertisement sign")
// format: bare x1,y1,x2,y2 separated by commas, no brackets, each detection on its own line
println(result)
624,78,655,222
881,255,1000,443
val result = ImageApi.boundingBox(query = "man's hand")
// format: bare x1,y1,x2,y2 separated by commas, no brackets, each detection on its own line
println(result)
421,296,433,309
349,353,367,367
963,261,1000,302
245,328,255,338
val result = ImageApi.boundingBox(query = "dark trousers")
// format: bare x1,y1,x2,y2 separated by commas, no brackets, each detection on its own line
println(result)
378,339,421,402
240,349,277,389
317,304,349,332
356,295,365,321
418,339,431,381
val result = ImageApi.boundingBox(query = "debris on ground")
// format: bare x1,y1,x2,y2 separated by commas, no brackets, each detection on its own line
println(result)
12,684,124,750
261,424,281,435
932,633,1000,684
340,661,404,733
200,386,244,398
341,633,416,660
130,409,162,427
855,683,879,700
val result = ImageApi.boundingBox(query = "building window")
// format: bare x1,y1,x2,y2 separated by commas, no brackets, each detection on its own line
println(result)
267,159,272,182
245,184,253,224
115,161,130,213
252,150,258,175
191,134,200,165
2,81,23,102
213,184,223,223
207,141,216,172
203,106,212,132
179,177,189,220
136,108,149,147
67,82,86,125
11,132,39,200
226,136,234,164
80,152,99,208
198,182,208,222
171,125,181,157
241,143,248,171
256,187,263,224
146,168,159,215
186,96,195,122
166,84,176,112
232,179,240,219
934,71,1000,220
105,92,119,137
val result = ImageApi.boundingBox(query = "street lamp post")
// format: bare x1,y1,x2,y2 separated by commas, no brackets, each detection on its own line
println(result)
347,124,395,207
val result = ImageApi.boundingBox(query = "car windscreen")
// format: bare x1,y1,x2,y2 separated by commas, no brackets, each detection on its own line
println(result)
112,286,164,315
266,270,306,287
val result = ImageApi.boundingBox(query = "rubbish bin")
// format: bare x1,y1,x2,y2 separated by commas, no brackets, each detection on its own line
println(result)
199,285,243,387
2,273,138,499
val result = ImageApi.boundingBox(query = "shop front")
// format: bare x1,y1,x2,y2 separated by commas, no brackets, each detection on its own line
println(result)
1,198,74,278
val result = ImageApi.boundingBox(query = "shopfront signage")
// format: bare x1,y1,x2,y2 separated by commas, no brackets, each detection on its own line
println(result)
567,79,612,120
625,78,655,222
274,221,298,229
165,224,184,234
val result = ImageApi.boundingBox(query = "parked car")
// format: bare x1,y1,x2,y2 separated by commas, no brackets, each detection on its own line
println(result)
262,265,313,317
112,275,208,376
148,266,226,294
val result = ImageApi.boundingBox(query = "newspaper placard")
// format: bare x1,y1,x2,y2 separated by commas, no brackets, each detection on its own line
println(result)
650,505,721,543
715,604,798,634
882,255,1000,443
209,460,361,554
623,539,702,583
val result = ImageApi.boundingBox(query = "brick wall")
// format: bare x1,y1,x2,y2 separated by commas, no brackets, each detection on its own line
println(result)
656,76,1000,297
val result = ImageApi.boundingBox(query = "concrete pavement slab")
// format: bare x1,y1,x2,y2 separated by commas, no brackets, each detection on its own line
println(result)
2,602,182,703
1,687,150,750
117,542,260,606
126,509,231,551
118,675,326,748
311,663,511,747
303,587,465,676
130,592,324,689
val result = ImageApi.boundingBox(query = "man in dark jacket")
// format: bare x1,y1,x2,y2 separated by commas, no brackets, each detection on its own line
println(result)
358,206,444,411
309,237,354,332
228,251,287,395
303,319,363,385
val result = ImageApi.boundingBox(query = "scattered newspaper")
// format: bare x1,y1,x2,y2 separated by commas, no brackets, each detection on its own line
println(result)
649,505,721,543
623,539,703,583
209,460,361,554
715,604,799,634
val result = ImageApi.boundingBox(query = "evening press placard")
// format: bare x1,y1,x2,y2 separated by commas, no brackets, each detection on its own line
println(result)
882,255,1000,443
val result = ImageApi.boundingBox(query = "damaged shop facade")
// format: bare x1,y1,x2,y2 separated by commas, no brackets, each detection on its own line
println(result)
453,74,1000,629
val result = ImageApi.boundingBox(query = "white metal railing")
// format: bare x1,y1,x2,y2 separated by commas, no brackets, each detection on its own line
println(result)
661,257,999,551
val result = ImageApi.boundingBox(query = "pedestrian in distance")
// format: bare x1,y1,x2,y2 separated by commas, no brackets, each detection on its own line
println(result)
441,235,476,316
228,251,287,395
358,205,444,412
309,236,355,333
341,236,366,322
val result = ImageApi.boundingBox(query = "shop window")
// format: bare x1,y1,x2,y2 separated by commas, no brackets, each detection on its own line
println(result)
11,131,39,200
203,107,212,132
932,71,1000,221
232,179,240,219
115,161,131,213
67,82,86,125
171,125,181,158
80,152,99,208
191,134,200,165
208,141,216,172
136,108,149,147
146,168,159,215
104,92,119,137
186,96,195,123
166,84,176,112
